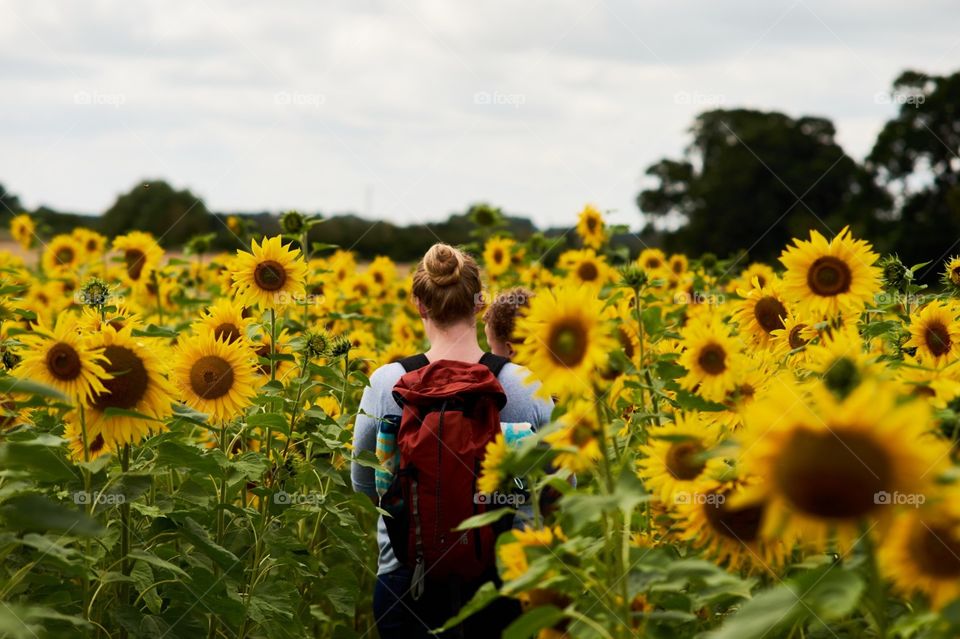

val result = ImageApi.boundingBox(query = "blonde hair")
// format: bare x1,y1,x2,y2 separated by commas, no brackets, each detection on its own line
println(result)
412,243,482,325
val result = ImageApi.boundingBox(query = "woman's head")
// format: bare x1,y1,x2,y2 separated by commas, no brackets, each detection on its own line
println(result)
411,243,482,328
483,287,532,358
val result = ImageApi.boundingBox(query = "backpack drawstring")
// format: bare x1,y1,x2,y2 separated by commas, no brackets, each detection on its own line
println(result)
410,476,426,600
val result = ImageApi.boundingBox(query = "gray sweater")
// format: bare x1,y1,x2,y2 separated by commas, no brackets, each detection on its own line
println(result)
351,359,554,575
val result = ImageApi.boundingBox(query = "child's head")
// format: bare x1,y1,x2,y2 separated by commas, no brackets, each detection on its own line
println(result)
483,287,532,359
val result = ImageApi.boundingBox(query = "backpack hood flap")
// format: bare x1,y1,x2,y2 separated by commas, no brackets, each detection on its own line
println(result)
393,359,507,409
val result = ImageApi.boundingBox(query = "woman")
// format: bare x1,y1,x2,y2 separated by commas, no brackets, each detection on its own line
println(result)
351,243,553,638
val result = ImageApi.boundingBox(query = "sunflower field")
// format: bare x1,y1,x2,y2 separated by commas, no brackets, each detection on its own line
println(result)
3,205,960,639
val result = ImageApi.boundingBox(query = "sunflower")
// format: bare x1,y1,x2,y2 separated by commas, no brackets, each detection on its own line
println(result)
113,231,164,289
477,432,509,494
905,301,960,367
780,227,881,317
576,204,606,250
769,314,816,362
513,285,614,399
253,329,295,381
879,498,960,609
895,355,960,408
543,401,602,473
366,256,397,294
196,298,254,344
729,263,777,293
15,315,109,403
677,314,745,403
497,527,566,581
668,254,688,278
738,379,949,550
84,324,176,448
560,249,615,289
64,411,111,462
483,237,515,278
671,477,789,573
42,234,83,275
72,228,107,259
802,324,885,398
637,412,723,504
637,248,668,276
172,331,258,423
733,278,790,346
232,236,308,310
10,214,35,251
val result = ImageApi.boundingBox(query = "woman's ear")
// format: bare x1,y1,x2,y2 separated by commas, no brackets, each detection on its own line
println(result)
507,342,517,359
413,297,428,319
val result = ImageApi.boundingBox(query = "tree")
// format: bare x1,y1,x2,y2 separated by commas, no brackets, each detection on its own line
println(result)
0,183,23,218
867,70,960,274
100,180,214,245
638,109,889,263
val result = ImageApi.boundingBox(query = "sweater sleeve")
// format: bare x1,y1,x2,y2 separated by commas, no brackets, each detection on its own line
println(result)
351,381,380,501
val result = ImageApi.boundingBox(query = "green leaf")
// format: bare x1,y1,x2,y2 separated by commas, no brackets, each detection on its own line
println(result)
434,582,500,632
454,508,516,531
0,376,67,401
177,517,242,571
503,605,564,639
706,566,864,639
0,494,104,537
247,412,290,435
128,549,190,579
155,441,221,475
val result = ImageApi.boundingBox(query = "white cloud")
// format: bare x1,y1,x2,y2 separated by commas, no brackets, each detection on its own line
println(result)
0,0,958,230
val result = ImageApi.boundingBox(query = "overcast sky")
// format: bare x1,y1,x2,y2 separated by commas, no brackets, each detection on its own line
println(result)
1,0,958,229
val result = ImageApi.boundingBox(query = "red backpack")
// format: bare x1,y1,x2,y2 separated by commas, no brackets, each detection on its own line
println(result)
381,353,511,599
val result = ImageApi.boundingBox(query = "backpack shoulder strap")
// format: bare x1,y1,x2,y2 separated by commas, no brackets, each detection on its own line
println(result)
479,352,509,378
398,353,429,373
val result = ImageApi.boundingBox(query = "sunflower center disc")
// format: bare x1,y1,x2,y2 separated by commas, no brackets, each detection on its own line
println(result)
493,249,504,263
577,261,599,282
912,524,960,578
254,260,287,291
775,428,891,519
46,342,82,381
665,441,705,480
125,249,147,280
703,492,764,542
586,217,597,232
255,344,272,375
548,320,588,368
56,247,74,265
807,256,852,297
92,345,149,411
697,344,727,375
754,296,787,333
190,355,234,400
618,328,635,360
788,324,809,349
924,321,952,357
214,323,241,343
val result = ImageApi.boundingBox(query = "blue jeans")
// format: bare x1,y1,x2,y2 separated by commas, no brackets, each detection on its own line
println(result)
373,567,520,638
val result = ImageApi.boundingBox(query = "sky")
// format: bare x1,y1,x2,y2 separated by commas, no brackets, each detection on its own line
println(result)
1,0,958,230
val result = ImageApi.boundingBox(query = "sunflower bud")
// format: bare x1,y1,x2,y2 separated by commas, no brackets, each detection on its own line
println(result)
942,256,960,295
469,203,502,228
329,335,352,358
823,356,860,399
303,331,331,359
619,264,648,290
78,277,111,307
281,210,306,234
1,346,21,371
700,252,717,270
879,254,909,292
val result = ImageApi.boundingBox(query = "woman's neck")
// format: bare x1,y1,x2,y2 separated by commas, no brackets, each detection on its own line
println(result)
424,320,484,363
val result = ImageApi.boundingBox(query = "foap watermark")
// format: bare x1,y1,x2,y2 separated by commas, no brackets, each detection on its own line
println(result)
874,490,926,508
673,491,725,506
874,91,925,108
475,289,530,307
274,490,324,506
74,91,126,108
673,291,726,305
874,291,924,308
474,91,526,109
73,491,126,506
272,291,326,306
474,491,527,507
274,91,326,108
674,91,726,107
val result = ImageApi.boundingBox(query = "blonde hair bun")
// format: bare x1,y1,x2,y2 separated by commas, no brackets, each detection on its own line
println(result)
423,243,463,287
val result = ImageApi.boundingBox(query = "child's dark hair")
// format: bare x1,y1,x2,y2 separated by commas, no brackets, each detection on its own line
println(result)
483,287,533,344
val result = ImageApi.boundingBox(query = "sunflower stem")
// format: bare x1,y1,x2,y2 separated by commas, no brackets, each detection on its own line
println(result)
119,443,131,639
